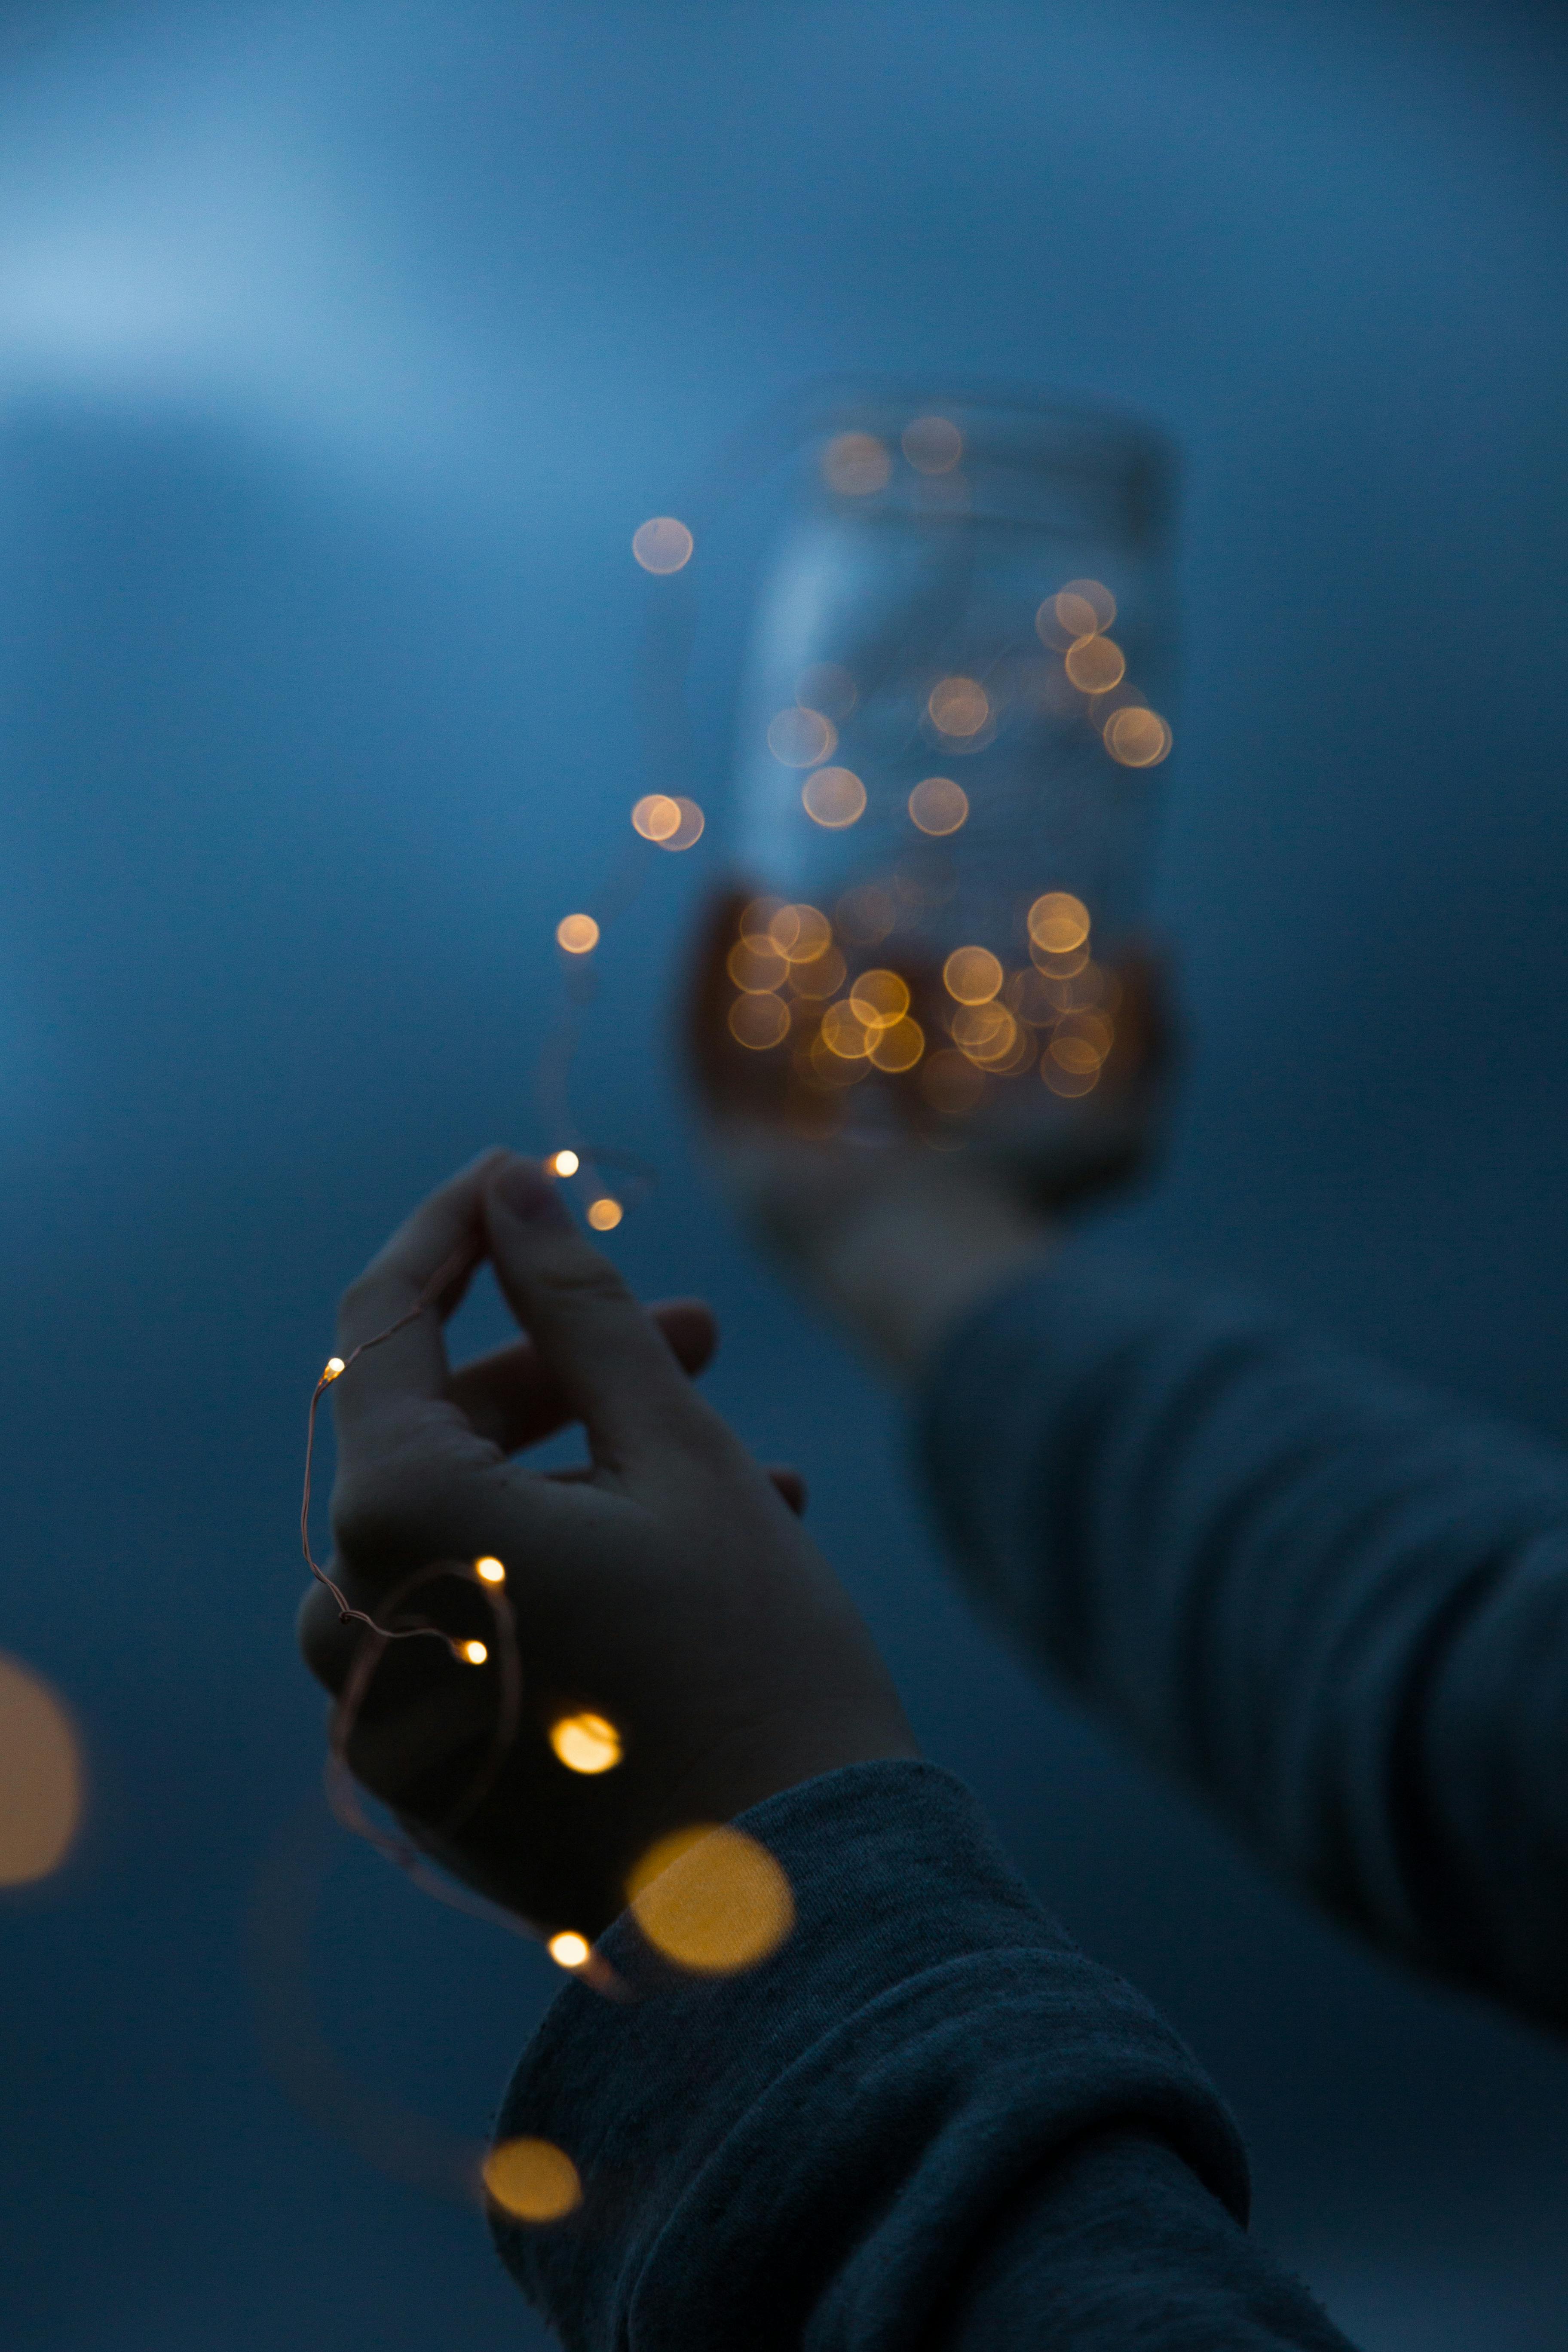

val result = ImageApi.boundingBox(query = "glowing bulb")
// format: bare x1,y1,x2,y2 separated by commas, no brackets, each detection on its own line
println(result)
1064,634,1126,694
908,775,968,836
927,677,990,738
626,1824,796,1974
848,968,910,1028
728,993,790,1050
322,1356,346,1382
943,946,1004,1004
631,516,694,573
548,1931,591,1969
800,766,867,828
657,796,704,851
556,913,599,955
768,706,837,767
632,793,682,842
1103,705,1173,766
475,1556,506,1585
549,1149,579,1177
586,1197,624,1231
461,1640,488,1666
550,1711,622,1773
1027,892,1090,956
483,2137,583,2223
0,1653,83,1886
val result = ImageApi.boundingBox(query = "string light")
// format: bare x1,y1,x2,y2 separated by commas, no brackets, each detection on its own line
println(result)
548,1149,579,1177
631,516,694,574
586,1197,624,1231
475,1556,506,1585
1027,892,1090,955
322,1356,346,1381
632,793,682,842
943,946,1004,1004
800,766,867,828
461,1640,489,1666
908,775,968,835
483,2137,583,2222
548,1931,591,1970
555,913,600,955
927,677,989,737
549,1712,622,1773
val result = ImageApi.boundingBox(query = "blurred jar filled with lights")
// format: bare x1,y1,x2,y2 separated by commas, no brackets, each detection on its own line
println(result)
701,389,1176,1164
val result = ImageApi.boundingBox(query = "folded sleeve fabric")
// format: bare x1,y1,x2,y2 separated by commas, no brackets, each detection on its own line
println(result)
492,1761,1350,2349
918,1245,1568,2027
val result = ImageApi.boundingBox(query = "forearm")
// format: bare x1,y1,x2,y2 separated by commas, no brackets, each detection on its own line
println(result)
490,1765,1350,2350
919,1250,1568,2023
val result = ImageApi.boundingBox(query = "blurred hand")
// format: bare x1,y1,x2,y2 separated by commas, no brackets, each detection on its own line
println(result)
297,1150,917,1938
688,891,1177,1376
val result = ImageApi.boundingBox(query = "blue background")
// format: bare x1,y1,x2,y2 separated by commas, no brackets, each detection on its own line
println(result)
2,3,1567,2343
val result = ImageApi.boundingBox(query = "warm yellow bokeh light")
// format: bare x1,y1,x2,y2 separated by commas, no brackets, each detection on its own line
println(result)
627,1824,795,1975
820,998,875,1059
658,796,704,851
549,1149,579,1178
631,793,682,842
951,1002,1020,1065
483,2137,583,2223
787,945,847,1000
631,516,694,574
0,1654,82,1887
549,1712,623,1774
739,894,785,943
556,913,600,955
908,775,968,835
1027,891,1090,955
902,414,963,473
548,1930,591,1969
801,766,867,829
1104,705,1173,767
943,945,1004,1004
768,706,838,767
729,992,791,1050
475,1556,506,1585
586,1197,624,1231
1058,579,1116,634
807,1030,869,1088
768,903,833,962
728,937,791,993
1064,634,1127,694
821,432,891,495
867,1016,925,1072
848,968,910,1027
461,1640,488,1666
928,676,990,737
1043,1056,1101,1098
322,1356,346,1382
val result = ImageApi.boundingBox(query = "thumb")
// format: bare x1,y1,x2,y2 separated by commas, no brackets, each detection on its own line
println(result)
482,1156,704,1470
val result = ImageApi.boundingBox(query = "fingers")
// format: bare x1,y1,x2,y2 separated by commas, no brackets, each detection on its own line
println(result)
482,1156,715,1470
332,1150,508,1434
447,1298,718,1455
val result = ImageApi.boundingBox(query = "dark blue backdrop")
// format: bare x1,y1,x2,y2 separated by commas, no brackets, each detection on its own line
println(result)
2,3,1567,2344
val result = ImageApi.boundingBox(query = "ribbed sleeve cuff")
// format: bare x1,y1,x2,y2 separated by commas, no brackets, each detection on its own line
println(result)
490,1761,1247,2352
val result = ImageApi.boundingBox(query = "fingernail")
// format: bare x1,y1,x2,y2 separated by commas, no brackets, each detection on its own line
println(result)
491,1158,573,1228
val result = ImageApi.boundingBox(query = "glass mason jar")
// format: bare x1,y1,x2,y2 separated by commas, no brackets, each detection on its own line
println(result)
699,384,1176,1176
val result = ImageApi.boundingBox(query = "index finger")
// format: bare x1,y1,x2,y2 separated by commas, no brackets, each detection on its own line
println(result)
331,1148,511,1429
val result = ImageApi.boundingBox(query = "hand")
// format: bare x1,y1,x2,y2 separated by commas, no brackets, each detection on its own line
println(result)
296,1150,918,1939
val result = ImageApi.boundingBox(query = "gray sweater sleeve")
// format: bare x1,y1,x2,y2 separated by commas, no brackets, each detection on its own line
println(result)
917,1247,1568,2026
492,1762,1350,2349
